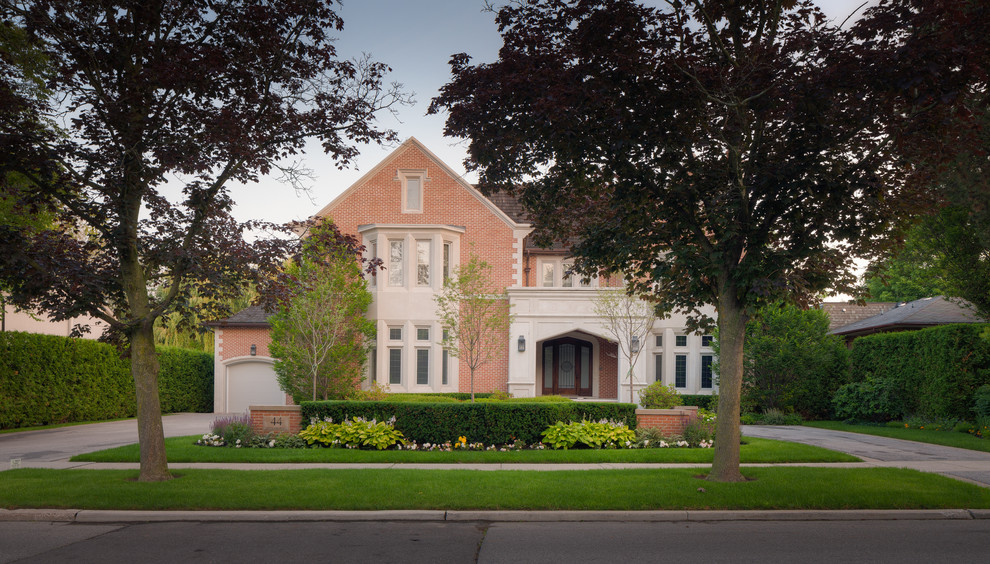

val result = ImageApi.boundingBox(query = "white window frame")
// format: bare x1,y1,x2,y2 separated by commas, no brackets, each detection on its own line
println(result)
416,239,431,287
399,170,426,213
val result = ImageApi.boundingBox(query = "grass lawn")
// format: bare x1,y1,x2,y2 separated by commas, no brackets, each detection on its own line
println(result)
71,436,859,464
804,421,990,453
1,467,986,511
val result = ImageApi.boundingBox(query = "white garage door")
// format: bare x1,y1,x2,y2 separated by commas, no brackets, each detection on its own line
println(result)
226,361,285,413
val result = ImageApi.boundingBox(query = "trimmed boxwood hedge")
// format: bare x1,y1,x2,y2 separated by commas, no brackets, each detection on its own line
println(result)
300,400,638,445
679,394,716,409
840,323,990,421
1,331,213,429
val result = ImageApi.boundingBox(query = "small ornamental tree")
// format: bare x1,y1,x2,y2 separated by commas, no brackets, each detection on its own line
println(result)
593,287,660,403
267,219,378,403
435,254,513,402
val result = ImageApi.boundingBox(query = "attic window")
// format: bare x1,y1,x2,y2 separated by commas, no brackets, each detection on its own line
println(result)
399,170,426,213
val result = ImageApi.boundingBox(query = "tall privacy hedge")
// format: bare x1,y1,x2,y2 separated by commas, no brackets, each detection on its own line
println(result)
301,400,638,445
839,324,990,421
0,331,213,429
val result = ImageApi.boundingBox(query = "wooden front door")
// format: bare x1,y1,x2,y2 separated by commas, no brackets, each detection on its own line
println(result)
542,337,593,396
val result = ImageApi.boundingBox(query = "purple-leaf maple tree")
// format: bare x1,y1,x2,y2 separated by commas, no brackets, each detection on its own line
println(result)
431,0,938,481
0,0,407,481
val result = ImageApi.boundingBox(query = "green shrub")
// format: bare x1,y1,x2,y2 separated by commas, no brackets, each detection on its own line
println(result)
301,400,637,445
157,346,213,412
760,408,803,426
634,426,670,446
974,384,990,418
681,419,715,447
299,416,405,449
679,394,716,410
832,378,903,422
541,420,635,449
0,332,213,429
638,382,682,409
845,324,990,421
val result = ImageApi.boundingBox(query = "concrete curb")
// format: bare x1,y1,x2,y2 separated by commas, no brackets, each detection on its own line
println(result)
1,508,984,523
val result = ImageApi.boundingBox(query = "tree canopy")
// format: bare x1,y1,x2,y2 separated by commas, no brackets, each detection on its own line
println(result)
431,0,984,480
0,0,406,480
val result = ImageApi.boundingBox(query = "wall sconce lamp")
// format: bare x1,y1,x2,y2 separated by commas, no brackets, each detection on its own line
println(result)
250,344,257,356
630,335,640,354
517,335,526,353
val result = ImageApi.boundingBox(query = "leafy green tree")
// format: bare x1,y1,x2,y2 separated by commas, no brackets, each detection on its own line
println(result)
865,222,944,303
0,0,405,481
431,0,922,481
435,254,513,402
268,220,376,403
716,303,848,419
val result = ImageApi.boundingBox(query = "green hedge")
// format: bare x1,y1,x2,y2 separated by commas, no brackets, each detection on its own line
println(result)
0,331,213,429
300,400,638,445
679,394,716,409
839,324,990,421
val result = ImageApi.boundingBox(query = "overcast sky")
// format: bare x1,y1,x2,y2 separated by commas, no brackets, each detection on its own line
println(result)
217,0,878,227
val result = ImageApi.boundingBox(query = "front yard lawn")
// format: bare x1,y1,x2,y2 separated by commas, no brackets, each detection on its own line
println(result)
1,467,986,511
804,421,990,453
70,436,858,464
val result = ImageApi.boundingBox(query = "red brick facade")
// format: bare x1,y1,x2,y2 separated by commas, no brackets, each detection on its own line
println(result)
635,407,699,436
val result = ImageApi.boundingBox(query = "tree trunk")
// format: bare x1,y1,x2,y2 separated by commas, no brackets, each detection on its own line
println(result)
708,283,748,482
130,320,172,481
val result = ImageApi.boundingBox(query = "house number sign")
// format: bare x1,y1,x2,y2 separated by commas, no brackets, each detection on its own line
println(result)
262,415,285,431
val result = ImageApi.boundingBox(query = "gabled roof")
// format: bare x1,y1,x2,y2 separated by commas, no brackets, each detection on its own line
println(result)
313,137,528,230
820,301,897,331
205,304,271,328
830,296,982,337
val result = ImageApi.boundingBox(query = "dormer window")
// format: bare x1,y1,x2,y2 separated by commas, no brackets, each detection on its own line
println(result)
399,170,426,213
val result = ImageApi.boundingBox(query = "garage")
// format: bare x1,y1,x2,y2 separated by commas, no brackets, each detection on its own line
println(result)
224,359,285,413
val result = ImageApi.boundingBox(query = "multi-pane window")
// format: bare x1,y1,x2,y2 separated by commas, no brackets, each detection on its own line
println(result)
562,262,573,287
542,262,555,287
416,240,430,286
441,329,449,385
389,327,402,341
405,176,422,212
675,335,687,347
443,242,451,281
388,240,404,286
416,349,430,385
702,335,713,347
389,349,402,385
675,354,687,387
654,353,663,383
417,327,430,341
655,335,663,347
369,348,377,383
701,355,713,388
369,240,377,287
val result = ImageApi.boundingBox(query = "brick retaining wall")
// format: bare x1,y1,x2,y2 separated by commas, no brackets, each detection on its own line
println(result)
635,406,699,436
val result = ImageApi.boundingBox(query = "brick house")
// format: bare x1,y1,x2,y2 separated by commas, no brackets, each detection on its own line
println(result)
211,138,717,412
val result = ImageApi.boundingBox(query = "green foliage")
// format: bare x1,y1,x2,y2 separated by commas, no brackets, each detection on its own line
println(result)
0,332,213,429
637,381,682,409
157,347,214,413
865,221,945,302
679,395,717,410
541,420,636,449
840,324,990,421
718,303,848,419
975,384,990,418
681,419,715,447
269,219,376,402
435,253,513,401
299,417,405,450
301,400,638,446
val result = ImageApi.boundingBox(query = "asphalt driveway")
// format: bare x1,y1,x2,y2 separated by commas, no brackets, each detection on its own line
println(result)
743,425,990,487
0,413,218,468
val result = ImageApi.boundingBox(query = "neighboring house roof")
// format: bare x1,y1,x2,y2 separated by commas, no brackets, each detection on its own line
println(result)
820,301,897,332
829,296,982,338
206,304,271,328
482,188,530,224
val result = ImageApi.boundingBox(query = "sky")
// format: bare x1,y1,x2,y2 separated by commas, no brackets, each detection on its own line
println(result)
220,0,878,228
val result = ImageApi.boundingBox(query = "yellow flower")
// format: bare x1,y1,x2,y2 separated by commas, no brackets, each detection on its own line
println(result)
459,436,467,444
